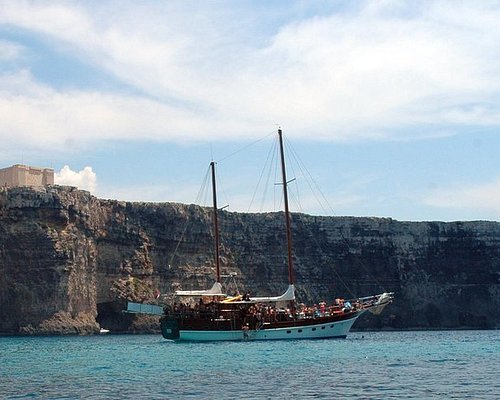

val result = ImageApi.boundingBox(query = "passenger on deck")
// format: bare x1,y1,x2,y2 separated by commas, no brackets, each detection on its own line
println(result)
242,323,250,339
319,301,326,316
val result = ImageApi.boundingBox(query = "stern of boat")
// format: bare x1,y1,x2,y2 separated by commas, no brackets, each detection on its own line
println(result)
160,316,180,340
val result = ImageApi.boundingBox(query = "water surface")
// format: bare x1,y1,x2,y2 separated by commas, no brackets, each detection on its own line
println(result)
1,330,498,399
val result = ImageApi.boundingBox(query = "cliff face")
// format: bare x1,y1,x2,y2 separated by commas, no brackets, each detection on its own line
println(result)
1,186,499,334
0,186,99,334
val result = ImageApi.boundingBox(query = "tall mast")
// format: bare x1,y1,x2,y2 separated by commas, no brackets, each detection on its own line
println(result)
277,128,295,285
210,161,221,283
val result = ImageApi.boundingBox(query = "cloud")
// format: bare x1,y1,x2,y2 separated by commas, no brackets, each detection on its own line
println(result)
1,0,500,150
0,70,222,148
423,178,500,220
55,165,97,193
0,39,24,61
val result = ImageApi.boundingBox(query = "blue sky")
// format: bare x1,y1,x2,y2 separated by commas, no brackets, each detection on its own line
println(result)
1,0,499,221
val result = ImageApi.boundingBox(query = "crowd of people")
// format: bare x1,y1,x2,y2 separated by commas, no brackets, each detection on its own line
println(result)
242,298,361,326
164,296,368,327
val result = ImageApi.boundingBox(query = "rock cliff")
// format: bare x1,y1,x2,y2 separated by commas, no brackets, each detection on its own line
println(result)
1,186,499,334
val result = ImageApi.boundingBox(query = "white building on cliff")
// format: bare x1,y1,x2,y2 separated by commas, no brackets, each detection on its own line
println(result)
0,164,54,188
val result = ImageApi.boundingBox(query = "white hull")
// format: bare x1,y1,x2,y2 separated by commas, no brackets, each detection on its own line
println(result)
178,313,362,342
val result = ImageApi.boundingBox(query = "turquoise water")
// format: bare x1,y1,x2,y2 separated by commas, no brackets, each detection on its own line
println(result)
1,330,498,399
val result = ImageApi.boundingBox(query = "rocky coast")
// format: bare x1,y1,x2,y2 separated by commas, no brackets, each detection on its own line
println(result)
1,186,499,334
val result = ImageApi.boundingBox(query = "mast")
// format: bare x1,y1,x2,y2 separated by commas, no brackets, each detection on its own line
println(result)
277,128,295,286
210,161,221,283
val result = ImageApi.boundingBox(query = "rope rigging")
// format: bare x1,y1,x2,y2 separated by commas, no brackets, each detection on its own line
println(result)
283,137,389,294
168,129,389,296
168,165,212,268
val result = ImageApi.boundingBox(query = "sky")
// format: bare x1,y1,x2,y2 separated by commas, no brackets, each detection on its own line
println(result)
1,0,499,222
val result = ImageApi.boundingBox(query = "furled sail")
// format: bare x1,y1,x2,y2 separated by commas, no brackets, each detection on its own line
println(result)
249,284,295,303
175,282,226,297
367,292,394,315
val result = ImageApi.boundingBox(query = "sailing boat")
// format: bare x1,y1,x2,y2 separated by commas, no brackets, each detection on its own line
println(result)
160,129,393,341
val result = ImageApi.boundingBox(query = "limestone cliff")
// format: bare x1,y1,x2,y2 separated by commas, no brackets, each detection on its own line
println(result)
0,186,499,334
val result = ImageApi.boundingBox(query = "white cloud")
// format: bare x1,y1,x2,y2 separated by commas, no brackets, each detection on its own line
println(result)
55,165,97,193
1,0,500,150
0,71,231,148
423,178,500,220
0,39,24,61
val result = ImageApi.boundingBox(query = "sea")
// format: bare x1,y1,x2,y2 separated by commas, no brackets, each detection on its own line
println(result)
1,330,498,399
